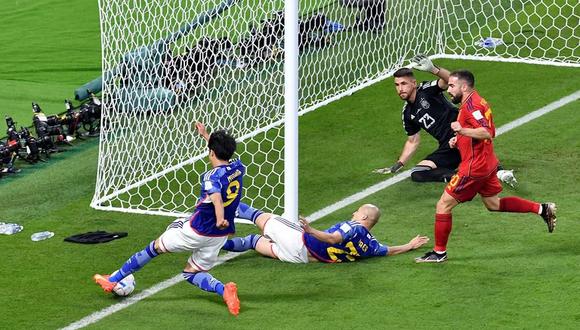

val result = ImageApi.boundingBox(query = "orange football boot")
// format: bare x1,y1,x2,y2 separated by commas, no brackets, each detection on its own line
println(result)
223,282,240,316
93,274,116,293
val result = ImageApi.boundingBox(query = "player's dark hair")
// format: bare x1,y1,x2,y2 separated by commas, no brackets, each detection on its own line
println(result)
208,130,237,161
450,69,475,87
393,68,415,78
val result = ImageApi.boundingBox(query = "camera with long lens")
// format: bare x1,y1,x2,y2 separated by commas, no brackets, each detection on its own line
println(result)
5,115,19,140
4,116,22,155
17,126,43,163
32,102,69,148
0,141,19,165
1,116,21,177
61,99,83,139
77,93,101,136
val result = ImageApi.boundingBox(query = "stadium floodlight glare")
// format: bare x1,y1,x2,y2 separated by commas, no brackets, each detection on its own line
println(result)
91,0,579,219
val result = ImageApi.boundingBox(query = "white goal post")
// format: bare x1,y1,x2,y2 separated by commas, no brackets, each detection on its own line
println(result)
90,0,579,219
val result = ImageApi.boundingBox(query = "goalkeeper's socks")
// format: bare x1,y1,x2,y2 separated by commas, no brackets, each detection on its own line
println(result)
499,197,540,214
222,234,262,252
183,271,224,296
236,202,263,223
110,241,158,282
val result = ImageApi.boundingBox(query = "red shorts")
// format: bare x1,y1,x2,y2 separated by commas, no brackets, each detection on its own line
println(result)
445,171,502,203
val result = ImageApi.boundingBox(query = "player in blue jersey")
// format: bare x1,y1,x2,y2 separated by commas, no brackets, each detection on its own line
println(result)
94,122,244,316
222,203,429,263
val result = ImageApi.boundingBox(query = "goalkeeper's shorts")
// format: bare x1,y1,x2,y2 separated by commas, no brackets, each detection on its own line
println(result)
424,143,461,170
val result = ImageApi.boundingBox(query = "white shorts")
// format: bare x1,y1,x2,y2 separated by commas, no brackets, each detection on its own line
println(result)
263,215,309,264
158,218,227,271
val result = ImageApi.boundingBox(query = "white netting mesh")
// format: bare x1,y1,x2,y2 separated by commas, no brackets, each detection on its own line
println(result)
442,0,579,65
91,0,579,217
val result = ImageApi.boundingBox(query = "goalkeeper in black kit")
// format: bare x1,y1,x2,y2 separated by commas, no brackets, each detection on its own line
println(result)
375,55,516,185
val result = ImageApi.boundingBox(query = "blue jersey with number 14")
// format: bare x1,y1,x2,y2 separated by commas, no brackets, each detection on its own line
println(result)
190,159,245,237
303,221,389,263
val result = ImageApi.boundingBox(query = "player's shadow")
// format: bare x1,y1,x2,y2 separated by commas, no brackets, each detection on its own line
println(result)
218,252,261,262
239,290,329,303
146,290,325,313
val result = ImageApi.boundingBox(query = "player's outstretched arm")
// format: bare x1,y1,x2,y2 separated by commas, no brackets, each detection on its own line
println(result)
195,122,210,141
373,133,420,174
410,54,450,88
386,235,429,256
299,218,342,245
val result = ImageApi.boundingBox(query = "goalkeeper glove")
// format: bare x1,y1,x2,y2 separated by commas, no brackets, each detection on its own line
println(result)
410,54,438,73
373,161,404,174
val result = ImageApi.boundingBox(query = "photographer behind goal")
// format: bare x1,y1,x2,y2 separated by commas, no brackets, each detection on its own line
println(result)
339,0,386,32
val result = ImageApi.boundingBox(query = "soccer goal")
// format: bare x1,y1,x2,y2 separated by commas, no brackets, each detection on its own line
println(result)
90,0,579,218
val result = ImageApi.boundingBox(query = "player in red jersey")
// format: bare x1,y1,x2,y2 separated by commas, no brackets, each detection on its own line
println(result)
415,70,557,263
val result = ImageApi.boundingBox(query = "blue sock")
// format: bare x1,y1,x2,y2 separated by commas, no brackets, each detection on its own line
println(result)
182,271,225,296
236,202,263,223
110,241,158,282
222,234,262,252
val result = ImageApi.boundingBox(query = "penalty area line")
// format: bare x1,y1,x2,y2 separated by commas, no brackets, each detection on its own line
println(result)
61,89,580,330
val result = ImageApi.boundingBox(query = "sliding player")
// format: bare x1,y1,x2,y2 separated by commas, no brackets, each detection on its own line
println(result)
93,123,244,316
222,202,429,263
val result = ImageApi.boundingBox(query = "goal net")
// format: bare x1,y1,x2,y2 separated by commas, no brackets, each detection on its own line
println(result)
91,0,579,217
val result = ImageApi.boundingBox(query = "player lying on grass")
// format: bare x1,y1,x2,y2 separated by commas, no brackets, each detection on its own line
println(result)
222,203,429,263
94,123,244,316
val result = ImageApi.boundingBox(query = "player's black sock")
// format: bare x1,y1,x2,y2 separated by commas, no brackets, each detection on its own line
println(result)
411,167,455,182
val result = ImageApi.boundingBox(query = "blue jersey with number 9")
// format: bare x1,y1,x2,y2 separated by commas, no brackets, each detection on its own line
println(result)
304,221,388,263
190,159,245,236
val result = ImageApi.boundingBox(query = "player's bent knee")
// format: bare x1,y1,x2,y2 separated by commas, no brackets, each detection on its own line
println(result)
437,193,457,213
410,165,432,182
183,263,202,273
482,196,500,211
154,238,167,254
410,171,428,182
255,213,273,232
255,238,278,259
412,167,455,183
436,200,448,213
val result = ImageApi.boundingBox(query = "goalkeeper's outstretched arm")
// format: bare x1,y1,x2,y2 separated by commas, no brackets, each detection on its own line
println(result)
374,132,421,174
410,54,451,89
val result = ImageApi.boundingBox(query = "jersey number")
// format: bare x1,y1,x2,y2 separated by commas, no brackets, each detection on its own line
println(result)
223,181,240,207
327,241,360,262
418,113,435,129
446,174,460,191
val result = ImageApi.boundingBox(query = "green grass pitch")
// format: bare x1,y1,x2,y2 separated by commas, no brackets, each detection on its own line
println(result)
1,0,580,329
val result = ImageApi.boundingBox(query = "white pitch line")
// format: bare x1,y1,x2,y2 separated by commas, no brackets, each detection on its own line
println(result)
60,251,245,330
61,90,580,330
496,90,580,136
311,89,580,219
